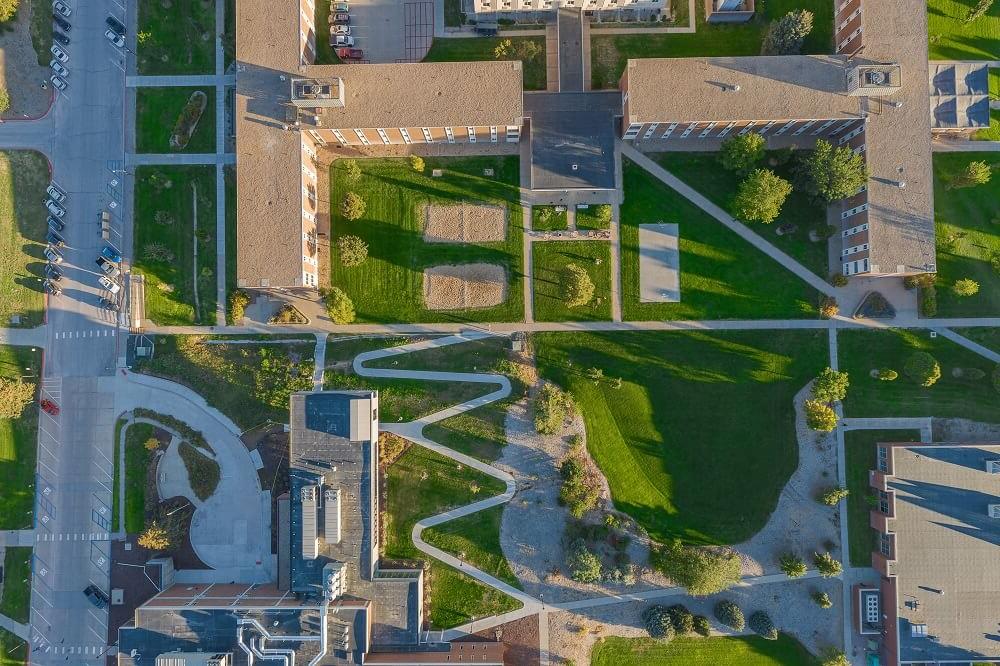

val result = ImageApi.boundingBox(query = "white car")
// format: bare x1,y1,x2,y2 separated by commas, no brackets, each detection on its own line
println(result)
105,28,124,48
50,60,69,77
50,44,69,63
98,275,121,294
46,183,67,203
331,24,350,35
332,35,354,46
53,0,71,17
50,74,67,91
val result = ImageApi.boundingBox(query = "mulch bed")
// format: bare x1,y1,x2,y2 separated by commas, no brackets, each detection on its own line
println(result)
242,424,289,554
466,614,541,666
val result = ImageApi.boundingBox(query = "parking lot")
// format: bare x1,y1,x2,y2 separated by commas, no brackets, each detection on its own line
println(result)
328,0,433,63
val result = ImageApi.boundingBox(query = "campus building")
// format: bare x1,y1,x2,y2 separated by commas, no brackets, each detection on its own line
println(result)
470,0,666,22
857,441,1000,666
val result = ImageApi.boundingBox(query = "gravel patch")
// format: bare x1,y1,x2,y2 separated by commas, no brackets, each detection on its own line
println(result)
0,10,51,119
424,203,507,243
423,263,507,310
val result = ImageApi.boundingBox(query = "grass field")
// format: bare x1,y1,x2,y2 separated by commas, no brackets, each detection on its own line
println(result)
972,110,1000,141
27,0,52,65
932,154,1000,316
533,241,612,322
653,151,830,278
576,205,612,231
927,0,1000,60
384,445,519,628
111,419,124,532
534,329,828,545
137,0,216,74
136,335,314,429
0,628,25,666
839,328,1000,423
591,635,819,666
313,0,344,64
0,547,31,623
0,346,40,530
422,505,520,589
844,429,920,567
329,157,524,323
959,326,1000,354
424,38,545,91
620,160,820,321
124,423,155,534
135,87,216,154
531,206,568,232
224,166,237,322
590,0,834,88
0,151,48,328
134,166,218,325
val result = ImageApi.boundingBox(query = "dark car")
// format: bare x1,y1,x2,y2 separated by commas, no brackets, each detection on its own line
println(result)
84,584,109,608
53,30,70,45
46,229,66,247
47,215,65,232
52,14,71,31
332,12,349,23
43,279,62,295
105,15,126,35
99,297,118,311
45,264,64,281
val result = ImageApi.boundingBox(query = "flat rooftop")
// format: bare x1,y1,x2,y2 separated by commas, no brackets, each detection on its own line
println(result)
889,445,1000,663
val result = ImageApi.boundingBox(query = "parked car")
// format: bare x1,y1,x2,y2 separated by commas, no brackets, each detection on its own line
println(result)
40,399,60,415
83,585,109,609
50,44,68,63
104,29,124,48
52,14,71,31
105,15,126,35
45,198,66,218
45,263,63,281
46,229,66,247
98,275,121,294
50,60,69,78
50,75,67,91
96,256,120,278
44,245,63,264
332,12,349,23
328,5,349,21
43,279,62,295
101,244,122,263
47,216,65,233
332,35,354,47
99,297,118,311
46,183,66,203
330,24,350,36
99,210,111,240
53,1,71,17
53,31,70,46
336,47,363,60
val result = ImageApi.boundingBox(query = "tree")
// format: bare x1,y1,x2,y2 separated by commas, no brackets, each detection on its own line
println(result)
651,540,741,596
566,538,602,583
949,160,991,189
804,400,837,432
819,296,839,319
144,437,160,452
714,600,745,631
779,553,807,578
323,287,355,324
559,457,601,518
952,278,980,297
342,159,361,183
337,234,369,267
693,615,712,637
137,522,171,551
731,169,792,224
0,88,10,114
904,351,941,387
643,605,676,641
964,0,994,23
818,486,849,506
821,648,849,666
813,591,833,609
799,139,869,202
720,133,765,175
409,155,425,173
228,290,250,323
341,192,366,220
534,383,574,435
813,551,842,577
812,367,849,403
0,0,18,23
561,263,595,308
761,9,814,55
667,605,694,635
749,611,778,640
878,368,898,381
0,378,34,419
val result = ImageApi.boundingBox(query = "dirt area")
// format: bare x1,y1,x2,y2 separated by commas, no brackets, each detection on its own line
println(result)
932,418,1000,442
423,203,508,244
242,424,290,554
0,8,52,119
467,613,541,666
423,263,507,310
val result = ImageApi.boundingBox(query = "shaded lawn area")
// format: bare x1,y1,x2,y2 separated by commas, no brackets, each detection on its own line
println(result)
329,157,524,323
591,635,820,666
224,166,237,322
533,241,612,322
839,328,1000,422
135,87,216,154
531,205,568,231
384,445,519,629
136,335,315,429
576,204,612,231
0,345,41,529
931,153,1000,316
533,329,828,544
620,160,820,321
927,0,1000,60
0,547,31,623
444,0,463,26
590,0,833,89
0,628,25,666
124,423,155,534
845,429,920,567
972,109,1000,141
0,151,48,327
424,37,546,91
313,0,344,64
134,166,218,325
423,505,520,589
137,0,216,74
223,0,235,69
111,419,124,532
653,151,830,278
958,326,1000,354
27,0,53,65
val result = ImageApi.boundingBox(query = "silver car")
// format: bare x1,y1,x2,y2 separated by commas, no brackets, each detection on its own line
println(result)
50,74,67,91
46,183,67,203
50,44,69,63
53,0,72,17
50,60,69,77
105,29,124,48
45,198,66,218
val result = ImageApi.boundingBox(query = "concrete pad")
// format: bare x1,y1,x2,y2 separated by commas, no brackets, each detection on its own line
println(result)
249,448,264,470
638,223,680,302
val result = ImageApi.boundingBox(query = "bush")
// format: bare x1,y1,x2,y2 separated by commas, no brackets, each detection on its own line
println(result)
812,367,849,403
177,441,220,501
830,273,848,287
268,304,307,324
877,368,898,381
566,538,602,583
143,243,174,263
817,486,849,506
904,273,936,290
798,139,869,203
0,378,34,419
651,540,741,596
731,169,792,224
821,648,849,666
0,0,19,24
534,383,574,435
693,615,711,637
559,456,601,518
137,522,171,551
562,263,595,307
804,400,837,432
154,210,175,225
143,437,160,452
228,290,250,323
761,9,814,55
813,551,842,577
714,600,745,631
594,204,612,225
0,88,8,115
748,611,778,640
948,160,991,189
720,133,765,175
813,591,833,609
904,351,941,387
643,605,676,641
341,192,366,220
667,605,694,635
919,285,937,317
951,278,980,297
819,296,839,319
337,234,369,267
409,155,425,173
323,287,355,324
779,553,807,578
342,159,361,182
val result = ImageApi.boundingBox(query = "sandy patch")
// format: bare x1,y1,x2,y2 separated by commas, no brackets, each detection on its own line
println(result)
423,203,507,243
0,9,52,119
422,263,507,310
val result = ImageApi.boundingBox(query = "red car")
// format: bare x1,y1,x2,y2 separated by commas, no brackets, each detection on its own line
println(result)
337,47,363,60
40,399,59,416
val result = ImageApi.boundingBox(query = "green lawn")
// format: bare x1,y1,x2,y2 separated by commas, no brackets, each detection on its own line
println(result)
653,151,830,278
0,346,40,530
111,419,124,532
0,151,48,327
422,505,520,589
137,0,216,74
134,166,218,325
314,0,344,64
424,37,546,91
576,204,612,231
329,157,524,323
135,335,315,429
591,635,819,666
224,166,237,322
384,445,519,628
223,0,235,69
532,206,568,232
839,328,1000,422
972,109,1000,141
590,0,834,88
932,154,1000,316
533,329,828,545
0,548,31,623
845,429,920,567
532,241,612,322
135,87,216,154
0,628,25,666
27,0,52,65
620,159,820,321
124,423,155,534
958,326,1000,354
927,0,1000,60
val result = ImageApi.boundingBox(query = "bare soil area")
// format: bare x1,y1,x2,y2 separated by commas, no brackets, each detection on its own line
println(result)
0,9,51,119
424,203,507,243
423,263,507,310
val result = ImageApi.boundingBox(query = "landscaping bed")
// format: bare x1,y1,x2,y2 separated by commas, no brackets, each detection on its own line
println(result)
124,422,159,533
136,87,216,153
0,151,48,327
576,204,613,231
532,241,612,321
0,628,25,666
178,441,220,500
531,206,568,232
0,345,41,529
137,0,216,74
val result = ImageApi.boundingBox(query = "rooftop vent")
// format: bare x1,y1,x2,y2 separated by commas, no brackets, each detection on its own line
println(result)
290,77,345,109
986,460,1000,474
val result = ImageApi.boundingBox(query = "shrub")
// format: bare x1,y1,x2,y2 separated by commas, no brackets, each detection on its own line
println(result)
951,278,980,297
798,139,869,203
594,204,612,225
643,605,676,641
566,538,602,583
559,456,601,518
813,551,843,577
586,366,604,383
561,263,595,307
904,273,936,290
137,522,171,551
949,160,992,189
714,600,745,631
749,611,778,640
877,368,898,381
337,234,369,267
143,437,160,452
0,88,9,114
919,285,937,317
409,155,425,173
818,486,849,505
0,378,35,419
0,0,19,24
143,243,174,263
731,169,792,224
813,591,833,609
821,648,849,666
178,441,220,501
830,273,848,287
904,351,941,387
323,287,355,324
650,540,741,596
804,400,837,432
268,304,307,324
534,383,574,435
720,133,765,174
666,605,694,635
779,553,807,578
693,615,711,637
761,9,814,55
228,290,250,323
819,296,839,319
341,192,366,220
342,159,361,182
812,367,849,403
960,367,986,380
